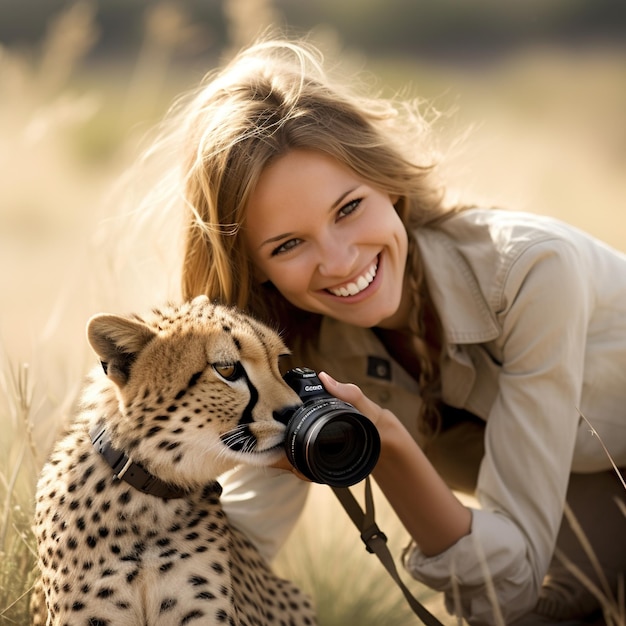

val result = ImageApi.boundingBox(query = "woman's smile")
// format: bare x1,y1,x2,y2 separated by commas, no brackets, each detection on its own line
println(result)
244,149,409,329
326,257,379,298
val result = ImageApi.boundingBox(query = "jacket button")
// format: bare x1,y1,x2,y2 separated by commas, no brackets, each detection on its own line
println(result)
368,356,391,380
378,390,391,403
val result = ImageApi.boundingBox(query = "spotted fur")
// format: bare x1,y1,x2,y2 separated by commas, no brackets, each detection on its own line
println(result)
31,296,316,626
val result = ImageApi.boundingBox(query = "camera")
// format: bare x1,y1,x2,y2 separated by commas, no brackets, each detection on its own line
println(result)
281,367,381,488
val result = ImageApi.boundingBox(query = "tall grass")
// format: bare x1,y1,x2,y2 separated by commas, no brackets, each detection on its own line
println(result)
0,362,38,624
1,2,625,624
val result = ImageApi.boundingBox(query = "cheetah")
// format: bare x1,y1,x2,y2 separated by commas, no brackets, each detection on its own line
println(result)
32,296,316,626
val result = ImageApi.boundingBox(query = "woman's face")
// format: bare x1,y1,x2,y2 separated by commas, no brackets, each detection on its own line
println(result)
243,149,410,329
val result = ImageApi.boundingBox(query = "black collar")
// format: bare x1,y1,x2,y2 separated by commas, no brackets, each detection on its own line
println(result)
90,424,189,499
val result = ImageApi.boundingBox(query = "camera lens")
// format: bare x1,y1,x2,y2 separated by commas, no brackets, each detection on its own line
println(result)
311,415,373,478
284,398,380,488
314,419,354,464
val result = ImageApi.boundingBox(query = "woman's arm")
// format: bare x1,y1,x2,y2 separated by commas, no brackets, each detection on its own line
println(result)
219,465,310,562
319,371,472,556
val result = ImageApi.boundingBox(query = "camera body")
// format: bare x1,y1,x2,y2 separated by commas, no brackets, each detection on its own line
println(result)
281,367,381,487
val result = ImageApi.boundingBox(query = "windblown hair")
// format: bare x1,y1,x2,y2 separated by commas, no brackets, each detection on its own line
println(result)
166,37,463,436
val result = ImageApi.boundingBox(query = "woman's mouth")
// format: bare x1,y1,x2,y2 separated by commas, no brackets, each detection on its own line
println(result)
327,259,378,297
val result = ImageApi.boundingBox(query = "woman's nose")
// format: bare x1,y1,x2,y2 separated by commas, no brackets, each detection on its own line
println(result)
316,235,357,277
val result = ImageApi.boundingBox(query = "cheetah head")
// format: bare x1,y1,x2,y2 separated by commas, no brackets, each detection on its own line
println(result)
86,296,302,488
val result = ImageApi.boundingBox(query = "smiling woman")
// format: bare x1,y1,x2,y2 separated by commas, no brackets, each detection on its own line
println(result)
135,35,626,626
243,150,409,329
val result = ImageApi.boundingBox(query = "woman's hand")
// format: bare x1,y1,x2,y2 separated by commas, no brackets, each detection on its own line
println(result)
270,452,311,481
318,370,395,430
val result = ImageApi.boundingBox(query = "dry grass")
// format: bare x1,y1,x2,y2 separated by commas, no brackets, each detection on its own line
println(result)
0,2,625,623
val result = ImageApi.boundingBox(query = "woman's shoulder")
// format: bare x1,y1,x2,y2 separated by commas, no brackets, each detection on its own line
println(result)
432,207,583,247
417,206,623,273
414,207,626,334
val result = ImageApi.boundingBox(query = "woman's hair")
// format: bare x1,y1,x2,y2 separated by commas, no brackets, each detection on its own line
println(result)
169,36,462,436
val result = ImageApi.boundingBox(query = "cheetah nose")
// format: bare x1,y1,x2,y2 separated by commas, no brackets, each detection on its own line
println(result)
274,404,300,425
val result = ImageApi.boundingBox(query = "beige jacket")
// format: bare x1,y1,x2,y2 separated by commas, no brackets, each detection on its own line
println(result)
221,208,626,624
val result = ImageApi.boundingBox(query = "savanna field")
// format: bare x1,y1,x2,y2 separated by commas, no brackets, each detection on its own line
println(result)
1,3,625,624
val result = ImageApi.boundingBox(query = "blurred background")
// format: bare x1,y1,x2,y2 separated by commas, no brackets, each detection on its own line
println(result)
0,1,624,623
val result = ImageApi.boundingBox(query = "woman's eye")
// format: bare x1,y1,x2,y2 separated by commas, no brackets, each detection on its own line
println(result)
338,198,362,219
213,363,243,381
268,199,361,257
271,238,302,256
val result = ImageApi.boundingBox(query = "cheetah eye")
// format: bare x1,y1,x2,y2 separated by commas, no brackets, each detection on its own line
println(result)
213,362,243,382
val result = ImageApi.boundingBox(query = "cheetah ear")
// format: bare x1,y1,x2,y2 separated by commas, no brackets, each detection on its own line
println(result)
87,314,156,388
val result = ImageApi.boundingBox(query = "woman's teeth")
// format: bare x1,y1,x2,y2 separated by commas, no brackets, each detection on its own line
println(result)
328,261,378,297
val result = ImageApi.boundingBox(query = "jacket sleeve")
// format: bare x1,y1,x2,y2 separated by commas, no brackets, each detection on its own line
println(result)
404,238,592,625
219,465,310,563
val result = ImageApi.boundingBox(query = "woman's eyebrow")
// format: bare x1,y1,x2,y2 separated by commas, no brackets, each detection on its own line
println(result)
259,231,295,250
330,186,358,211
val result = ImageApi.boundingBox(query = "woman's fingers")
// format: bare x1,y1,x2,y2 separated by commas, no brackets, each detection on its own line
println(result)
318,370,390,428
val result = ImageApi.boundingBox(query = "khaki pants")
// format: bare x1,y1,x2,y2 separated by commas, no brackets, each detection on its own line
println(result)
514,469,625,625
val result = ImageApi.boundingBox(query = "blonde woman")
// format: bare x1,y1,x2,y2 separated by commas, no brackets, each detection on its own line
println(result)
145,38,625,624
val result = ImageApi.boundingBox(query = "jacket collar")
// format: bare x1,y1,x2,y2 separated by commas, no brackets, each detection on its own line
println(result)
415,227,500,345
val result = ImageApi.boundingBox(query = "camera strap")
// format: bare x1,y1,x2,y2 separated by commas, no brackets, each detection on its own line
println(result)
331,477,445,626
